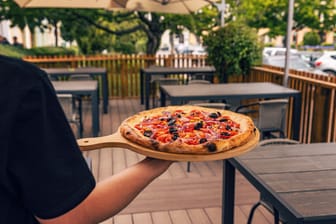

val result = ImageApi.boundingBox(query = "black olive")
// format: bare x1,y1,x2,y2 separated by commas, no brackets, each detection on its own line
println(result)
206,143,217,152
217,111,221,116
143,130,153,137
219,118,228,122
169,127,178,133
199,138,207,144
221,132,230,137
225,125,232,131
168,119,176,126
194,121,203,130
209,112,218,119
172,134,179,140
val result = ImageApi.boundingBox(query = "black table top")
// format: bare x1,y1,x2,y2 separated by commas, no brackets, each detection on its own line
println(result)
230,143,336,222
160,82,300,99
141,66,216,74
52,80,98,92
44,67,106,75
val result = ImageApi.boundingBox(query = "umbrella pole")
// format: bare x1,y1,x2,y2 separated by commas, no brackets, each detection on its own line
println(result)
283,0,295,87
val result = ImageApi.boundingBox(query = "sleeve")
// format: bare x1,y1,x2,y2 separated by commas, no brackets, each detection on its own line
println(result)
9,73,96,219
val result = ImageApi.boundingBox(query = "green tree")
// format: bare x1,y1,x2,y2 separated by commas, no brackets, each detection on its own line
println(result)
204,22,261,83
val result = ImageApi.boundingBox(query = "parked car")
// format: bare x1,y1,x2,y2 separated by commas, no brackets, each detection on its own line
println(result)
156,44,174,55
191,46,207,55
314,51,336,75
298,51,323,67
263,55,328,75
263,47,298,57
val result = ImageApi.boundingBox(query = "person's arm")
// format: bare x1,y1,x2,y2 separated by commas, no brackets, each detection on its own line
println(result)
37,158,172,224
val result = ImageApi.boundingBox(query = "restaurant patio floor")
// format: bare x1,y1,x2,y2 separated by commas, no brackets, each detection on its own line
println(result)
80,98,276,224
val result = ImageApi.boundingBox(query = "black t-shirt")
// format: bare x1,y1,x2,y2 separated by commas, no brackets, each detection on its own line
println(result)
0,55,96,223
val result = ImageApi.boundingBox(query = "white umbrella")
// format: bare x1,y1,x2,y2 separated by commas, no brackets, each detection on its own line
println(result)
14,0,216,14
13,0,119,9
118,0,216,14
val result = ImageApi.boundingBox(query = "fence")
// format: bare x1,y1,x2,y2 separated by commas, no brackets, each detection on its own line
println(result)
24,55,336,143
24,54,209,97
248,65,336,143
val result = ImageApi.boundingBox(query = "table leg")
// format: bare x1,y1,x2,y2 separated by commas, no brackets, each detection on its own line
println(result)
101,71,108,114
222,159,235,224
160,87,166,107
91,89,100,137
145,74,151,109
292,94,302,140
140,70,144,105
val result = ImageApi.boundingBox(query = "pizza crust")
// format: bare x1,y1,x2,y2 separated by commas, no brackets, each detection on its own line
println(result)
120,105,256,154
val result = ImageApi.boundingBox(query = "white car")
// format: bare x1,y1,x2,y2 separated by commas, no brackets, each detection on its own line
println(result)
314,51,336,75
263,47,298,57
263,55,328,75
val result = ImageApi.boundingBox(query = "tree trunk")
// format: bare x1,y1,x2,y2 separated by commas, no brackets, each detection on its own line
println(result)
54,22,59,47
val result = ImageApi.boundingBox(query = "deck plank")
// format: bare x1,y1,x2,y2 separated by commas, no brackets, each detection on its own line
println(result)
79,98,272,224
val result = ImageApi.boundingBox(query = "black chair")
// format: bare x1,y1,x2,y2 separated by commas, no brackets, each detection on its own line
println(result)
68,74,94,132
235,99,289,139
57,94,83,138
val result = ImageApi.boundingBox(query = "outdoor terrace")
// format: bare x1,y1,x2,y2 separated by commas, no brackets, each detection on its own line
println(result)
80,98,275,224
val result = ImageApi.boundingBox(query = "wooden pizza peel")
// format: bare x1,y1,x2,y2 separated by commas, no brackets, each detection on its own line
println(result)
77,129,260,162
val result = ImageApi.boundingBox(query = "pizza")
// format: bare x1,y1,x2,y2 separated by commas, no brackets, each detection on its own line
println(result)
120,105,256,154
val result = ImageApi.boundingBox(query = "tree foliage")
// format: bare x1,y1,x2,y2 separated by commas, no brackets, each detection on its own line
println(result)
231,0,336,39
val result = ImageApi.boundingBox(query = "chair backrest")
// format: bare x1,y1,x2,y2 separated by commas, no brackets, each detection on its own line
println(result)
258,99,289,135
57,94,80,137
258,138,300,146
193,102,229,110
57,94,74,120
69,74,93,80
188,79,211,85
157,77,180,86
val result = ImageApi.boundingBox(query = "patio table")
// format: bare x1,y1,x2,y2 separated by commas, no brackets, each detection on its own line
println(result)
52,80,99,137
223,142,336,224
159,82,301,140
140,66,216,109
44,67,108,113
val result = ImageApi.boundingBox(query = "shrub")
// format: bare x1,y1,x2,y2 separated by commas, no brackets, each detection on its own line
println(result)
0,44,30,58
204,22,261,83
303,32,320,46
29,46,77,56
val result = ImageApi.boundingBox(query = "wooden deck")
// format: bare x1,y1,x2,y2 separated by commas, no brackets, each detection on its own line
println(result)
80,98,275,224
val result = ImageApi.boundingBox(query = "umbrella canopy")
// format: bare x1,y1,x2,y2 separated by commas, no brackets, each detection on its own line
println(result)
13,0,119,8
118,0,216,14
13,0,216,14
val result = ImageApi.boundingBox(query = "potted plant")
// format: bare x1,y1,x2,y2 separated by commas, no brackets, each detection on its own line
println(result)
204,22,261,83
